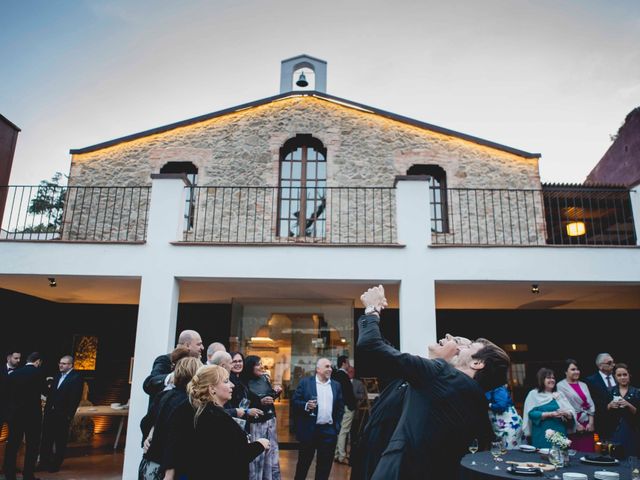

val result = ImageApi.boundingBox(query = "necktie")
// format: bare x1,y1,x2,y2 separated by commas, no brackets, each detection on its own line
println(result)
606,376,613,388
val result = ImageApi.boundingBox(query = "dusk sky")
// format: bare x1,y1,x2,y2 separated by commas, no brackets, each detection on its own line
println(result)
1,0,639,185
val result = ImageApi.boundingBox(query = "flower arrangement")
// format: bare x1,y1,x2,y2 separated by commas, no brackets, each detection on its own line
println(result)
545,429,572,448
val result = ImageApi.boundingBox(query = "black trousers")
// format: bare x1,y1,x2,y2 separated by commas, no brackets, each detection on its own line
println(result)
2,412,42,480
39,410,72,469
294,423,338,480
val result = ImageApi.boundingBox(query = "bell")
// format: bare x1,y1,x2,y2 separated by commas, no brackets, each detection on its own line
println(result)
296,71,308,87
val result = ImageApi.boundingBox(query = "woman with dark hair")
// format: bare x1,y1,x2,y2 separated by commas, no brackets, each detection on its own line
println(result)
556,358,596,452
608,363,640,458
187,365,270,480
228,352,263,426
240,355,282,480
523,367,575,448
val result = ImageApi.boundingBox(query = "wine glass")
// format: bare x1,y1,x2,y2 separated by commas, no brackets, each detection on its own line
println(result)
308,395,318,416
566,448,577,466
500,438,508,455
490,440,502,470
548,446,563,479
468,438,479,465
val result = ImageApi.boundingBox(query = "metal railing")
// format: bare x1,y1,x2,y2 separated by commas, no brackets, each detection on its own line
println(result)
0,185,151,242
431,187,636,246
183,186,397,244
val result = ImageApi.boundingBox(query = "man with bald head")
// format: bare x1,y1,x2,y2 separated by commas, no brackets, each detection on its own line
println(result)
293,357,344,480
143,329,203,407
584,352,616,440
206,342,226,364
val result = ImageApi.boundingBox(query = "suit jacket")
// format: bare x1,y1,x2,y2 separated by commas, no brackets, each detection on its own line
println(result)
333,369,357,411
143,354,172,404
293,375,344,443
44,370,83,421
5,364,46,422
356,314,493,480
584,371,616,439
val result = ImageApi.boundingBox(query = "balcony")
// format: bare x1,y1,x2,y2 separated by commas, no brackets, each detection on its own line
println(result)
0,182,637,247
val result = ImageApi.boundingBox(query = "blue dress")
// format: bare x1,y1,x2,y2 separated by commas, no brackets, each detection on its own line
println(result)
528,399,569,449
610,386,640,458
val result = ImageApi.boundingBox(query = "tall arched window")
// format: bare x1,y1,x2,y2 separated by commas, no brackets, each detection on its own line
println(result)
407,164,448,233
160,161,198,230
278,134,327,238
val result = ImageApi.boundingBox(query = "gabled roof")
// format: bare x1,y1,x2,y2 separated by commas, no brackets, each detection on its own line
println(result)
0,113,21,132
70,91,541,158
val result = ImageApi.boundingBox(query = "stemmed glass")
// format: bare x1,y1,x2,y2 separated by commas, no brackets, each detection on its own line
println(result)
468,438,479,465
308,395,318,416
547,446,563,480
490,440,503,470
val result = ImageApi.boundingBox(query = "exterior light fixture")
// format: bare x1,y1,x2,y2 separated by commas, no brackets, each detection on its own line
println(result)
48,277,57,287
531,284,539,294
295,71,308,87
566,221,586,237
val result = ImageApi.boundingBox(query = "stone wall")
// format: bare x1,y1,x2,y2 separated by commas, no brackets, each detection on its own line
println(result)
68,96,542,243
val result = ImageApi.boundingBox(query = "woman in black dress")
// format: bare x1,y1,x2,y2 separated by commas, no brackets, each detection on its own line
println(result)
187,365,270,480
608,363,640,458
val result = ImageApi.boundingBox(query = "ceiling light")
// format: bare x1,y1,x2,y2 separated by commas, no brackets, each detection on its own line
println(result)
531,284,539,294
566,221,586,237
48,277,57,287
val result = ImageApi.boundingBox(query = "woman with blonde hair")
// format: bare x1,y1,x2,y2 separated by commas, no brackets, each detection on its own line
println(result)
187,365,270,480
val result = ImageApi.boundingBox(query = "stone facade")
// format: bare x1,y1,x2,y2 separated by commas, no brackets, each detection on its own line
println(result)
67,96,543,243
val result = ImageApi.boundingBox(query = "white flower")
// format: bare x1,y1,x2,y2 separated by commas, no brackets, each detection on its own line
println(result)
544,429,572,448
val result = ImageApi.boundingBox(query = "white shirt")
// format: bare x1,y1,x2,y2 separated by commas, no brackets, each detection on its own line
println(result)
315,375,334,425
6,363,16,374
599,371,614,388
58,369,73,389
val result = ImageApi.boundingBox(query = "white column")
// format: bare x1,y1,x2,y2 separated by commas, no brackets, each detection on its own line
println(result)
630,187,640,246
395,176,437,354
122,174,187,478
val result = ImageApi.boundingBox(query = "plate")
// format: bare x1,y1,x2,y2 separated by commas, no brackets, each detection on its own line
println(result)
506,466,543,476
538,448,550,455
519,444,537,452
580,456,619,466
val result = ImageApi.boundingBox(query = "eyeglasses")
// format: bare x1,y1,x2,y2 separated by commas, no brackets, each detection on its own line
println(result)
601,361,614,365
231,360,243,363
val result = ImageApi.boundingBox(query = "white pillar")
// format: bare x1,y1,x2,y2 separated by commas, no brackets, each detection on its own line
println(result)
395,176,437,354
122,174,187,478
630,187,640,246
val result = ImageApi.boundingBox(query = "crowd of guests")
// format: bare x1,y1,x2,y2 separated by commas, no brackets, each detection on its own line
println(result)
487,353,640,459
1,350,84,480
139,329,367,480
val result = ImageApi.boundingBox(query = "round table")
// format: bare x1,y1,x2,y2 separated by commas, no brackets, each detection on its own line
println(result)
460,450,632,479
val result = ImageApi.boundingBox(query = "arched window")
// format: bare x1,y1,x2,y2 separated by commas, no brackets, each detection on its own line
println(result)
407,164,448,233
278,135,327,238
160,161,198,230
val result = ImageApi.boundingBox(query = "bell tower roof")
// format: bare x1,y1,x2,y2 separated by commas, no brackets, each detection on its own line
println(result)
280,54,327,93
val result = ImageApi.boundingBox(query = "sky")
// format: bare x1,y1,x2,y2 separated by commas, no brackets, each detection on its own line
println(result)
1,0,639,186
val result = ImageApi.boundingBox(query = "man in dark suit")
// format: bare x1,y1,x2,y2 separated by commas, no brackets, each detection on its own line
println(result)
2,351,46,480
38,355,83,472
293,357,344,480
584,352,616,440
332,354,356,464
1,350,22,434
356,285,509,480
143,329,203,408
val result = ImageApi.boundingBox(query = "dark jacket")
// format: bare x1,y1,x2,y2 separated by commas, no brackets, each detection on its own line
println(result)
585,371,616,439
4,364,46,421
244,375,279,423
44,370,83,421
333,368,357,410
188,403,265,480
143,354,172,406
146,387,193,472
292,375,344,443
356,314,493,480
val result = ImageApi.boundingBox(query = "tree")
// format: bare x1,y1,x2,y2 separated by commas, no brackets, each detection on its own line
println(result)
24,172,67,232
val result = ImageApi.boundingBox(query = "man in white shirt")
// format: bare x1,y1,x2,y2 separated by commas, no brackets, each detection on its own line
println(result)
293,358,344,480
584,352,616,440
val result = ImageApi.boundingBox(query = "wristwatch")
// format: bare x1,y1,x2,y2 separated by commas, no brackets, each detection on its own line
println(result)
364,305,379,315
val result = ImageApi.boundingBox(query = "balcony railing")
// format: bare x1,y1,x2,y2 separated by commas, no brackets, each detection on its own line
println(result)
182,186,397,244
431,187,637,246
0,185,151,242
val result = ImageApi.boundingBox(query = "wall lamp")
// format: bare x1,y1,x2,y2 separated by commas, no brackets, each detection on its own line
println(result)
48,277,57,287
531,284,539,294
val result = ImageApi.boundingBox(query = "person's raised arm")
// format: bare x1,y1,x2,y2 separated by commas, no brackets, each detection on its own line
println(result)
357,285,439,387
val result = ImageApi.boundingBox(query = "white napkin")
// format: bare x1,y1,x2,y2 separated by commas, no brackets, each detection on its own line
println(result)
594,471,619,480
562,473,587,480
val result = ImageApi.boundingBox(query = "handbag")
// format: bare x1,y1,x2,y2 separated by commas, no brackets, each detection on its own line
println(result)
138,456,163,480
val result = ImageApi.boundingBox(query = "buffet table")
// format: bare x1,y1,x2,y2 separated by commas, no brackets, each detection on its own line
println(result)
75,405,128,450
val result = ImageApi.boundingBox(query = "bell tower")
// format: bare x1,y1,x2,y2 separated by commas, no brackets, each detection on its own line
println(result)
280,54,327,94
